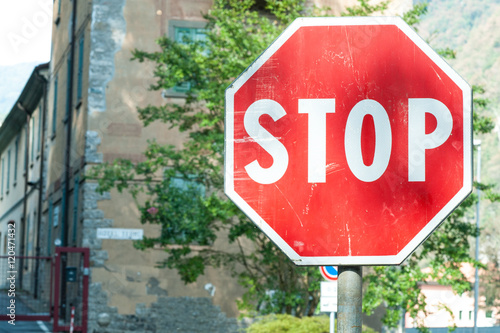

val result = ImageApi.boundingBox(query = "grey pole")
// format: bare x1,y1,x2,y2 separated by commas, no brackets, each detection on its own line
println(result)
330,311,335,333
473,140,481,333
337,266,363,333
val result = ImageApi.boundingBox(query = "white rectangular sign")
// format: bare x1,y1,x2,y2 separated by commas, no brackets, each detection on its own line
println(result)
321,281,338,297
96,228,144,240
320,296,338,313
320,281,338,312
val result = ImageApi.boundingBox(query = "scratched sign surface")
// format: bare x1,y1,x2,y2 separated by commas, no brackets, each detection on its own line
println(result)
224,17,472,265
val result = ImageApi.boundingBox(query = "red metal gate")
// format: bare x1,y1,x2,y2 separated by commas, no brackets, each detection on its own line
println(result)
53,247,89,333
0,247,89,332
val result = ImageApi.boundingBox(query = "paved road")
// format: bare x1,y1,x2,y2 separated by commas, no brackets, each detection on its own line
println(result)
0,320,52,332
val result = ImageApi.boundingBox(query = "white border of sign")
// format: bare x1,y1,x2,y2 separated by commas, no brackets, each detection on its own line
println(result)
224,17,472,266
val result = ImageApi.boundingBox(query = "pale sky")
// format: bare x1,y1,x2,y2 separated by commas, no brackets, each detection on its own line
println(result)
0,0,53,66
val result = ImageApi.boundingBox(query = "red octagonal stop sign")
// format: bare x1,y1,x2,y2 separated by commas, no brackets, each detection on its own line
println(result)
225,17,472,265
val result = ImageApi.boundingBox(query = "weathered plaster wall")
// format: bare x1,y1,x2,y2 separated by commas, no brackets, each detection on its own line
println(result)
88,0,126,115
88,285,242,333
83,1,247,331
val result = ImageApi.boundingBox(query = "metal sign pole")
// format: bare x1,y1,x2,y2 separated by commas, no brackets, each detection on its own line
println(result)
330,311,335,333
337,266,363,333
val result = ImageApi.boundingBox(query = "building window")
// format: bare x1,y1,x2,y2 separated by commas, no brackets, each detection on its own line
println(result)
175,26,207,43
31,116,35,164
52,75,58,137
170,175,205,196
459,310,462,320
28,212,35,254
53,204,60,227
23,124,28,174
65,56,72,121
76,35,84,104
469,311,473,320
47,199,53,255
14,136,19,185
1,157,4,198
173,26,206,93
165,20,207,96
486,310,493,318
160,173,206,243
6,149,10,192
37,104,42,155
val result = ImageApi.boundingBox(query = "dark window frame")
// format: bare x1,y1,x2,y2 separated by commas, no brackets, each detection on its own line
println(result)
52,75,58,139
162,20,207,98
76,34,85,106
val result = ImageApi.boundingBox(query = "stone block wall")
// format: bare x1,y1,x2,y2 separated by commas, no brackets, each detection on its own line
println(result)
88,283,243,333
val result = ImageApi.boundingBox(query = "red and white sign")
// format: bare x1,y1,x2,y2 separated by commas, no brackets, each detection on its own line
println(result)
320,266,338,281
224,17,472,265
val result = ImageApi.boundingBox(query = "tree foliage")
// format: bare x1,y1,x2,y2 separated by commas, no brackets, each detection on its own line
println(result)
246,314,377,333
88,0,499,328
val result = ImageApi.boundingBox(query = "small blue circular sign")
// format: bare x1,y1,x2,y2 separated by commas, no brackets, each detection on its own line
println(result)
320,266,338,281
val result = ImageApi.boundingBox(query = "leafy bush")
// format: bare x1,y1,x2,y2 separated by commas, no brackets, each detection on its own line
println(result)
246,314,377,333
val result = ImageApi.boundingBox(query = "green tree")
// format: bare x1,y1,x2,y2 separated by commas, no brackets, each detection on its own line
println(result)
245,314,377,333
89,0,498,328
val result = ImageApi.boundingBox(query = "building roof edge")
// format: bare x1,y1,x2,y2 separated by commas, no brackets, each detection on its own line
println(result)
0,62,49,153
